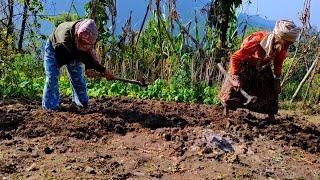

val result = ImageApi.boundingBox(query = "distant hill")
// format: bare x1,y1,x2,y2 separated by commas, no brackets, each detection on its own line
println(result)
42,1,276,35
237,13,276,33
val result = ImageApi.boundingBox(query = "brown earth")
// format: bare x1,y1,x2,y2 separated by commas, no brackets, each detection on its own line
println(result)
0,97,320,179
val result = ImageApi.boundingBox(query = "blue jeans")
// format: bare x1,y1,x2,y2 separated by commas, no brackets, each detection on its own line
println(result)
42,40,88,110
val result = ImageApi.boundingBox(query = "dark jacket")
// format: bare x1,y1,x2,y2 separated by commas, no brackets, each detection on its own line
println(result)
49,20,105,73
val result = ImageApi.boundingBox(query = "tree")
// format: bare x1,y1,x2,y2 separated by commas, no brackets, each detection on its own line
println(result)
200,0,242,85
6,0,14,41
18,0,30,51
206,0,242,55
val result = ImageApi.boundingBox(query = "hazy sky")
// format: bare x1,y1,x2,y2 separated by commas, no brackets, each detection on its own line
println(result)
42,0,319,34
243,0,320,27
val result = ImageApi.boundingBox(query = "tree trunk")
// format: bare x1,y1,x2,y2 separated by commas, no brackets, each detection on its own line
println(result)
18,0,30,51
219,1,231,49
6,0,14,40
155,0,164,80
88,0,96,19
110,0,117,37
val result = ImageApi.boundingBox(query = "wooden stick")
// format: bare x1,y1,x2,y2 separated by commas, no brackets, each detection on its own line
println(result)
135,0,152,45
302,62,317,105
290,54,319,103
217,63,257,105
114,77,146,87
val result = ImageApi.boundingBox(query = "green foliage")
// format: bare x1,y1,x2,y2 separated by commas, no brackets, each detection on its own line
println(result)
45,13,81,27
0,53,44,98
0,32,220,105
280,82,298,100
279,101,297,110
29,0,44,14
207,0,242,50
0,0,317,112
84,0,113,43
280,57,311,101
203,86,221,105
82,78,220,105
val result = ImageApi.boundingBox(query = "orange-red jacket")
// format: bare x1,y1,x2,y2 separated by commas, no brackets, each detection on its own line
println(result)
229,31,288,77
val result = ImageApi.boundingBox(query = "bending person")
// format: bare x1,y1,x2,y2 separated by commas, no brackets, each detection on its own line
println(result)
42,19,114,110
219,20,299,118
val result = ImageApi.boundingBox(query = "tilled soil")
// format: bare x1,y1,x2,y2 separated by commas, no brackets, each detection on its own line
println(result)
0,97,319,179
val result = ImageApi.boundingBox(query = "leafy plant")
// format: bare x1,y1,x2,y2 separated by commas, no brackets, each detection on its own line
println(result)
0,0,317,111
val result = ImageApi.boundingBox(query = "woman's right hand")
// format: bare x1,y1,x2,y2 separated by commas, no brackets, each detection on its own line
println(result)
104,70,115,80
232,75,241,91
85,69,100,78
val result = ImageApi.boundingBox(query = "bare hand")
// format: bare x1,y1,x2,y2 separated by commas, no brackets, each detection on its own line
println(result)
85,69,101,78
232,75,241,91
104,70,115,80
274,79,281,94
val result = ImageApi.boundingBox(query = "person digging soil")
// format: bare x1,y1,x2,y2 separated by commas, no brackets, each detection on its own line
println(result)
219,20,299,119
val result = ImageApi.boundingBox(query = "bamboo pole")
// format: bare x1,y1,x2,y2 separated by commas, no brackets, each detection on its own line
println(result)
290,54,319,103
281,0,311,87
302,62,317,105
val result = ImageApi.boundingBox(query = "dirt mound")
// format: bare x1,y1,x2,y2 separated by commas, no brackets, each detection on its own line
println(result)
228,111,320,153
0,97,319,179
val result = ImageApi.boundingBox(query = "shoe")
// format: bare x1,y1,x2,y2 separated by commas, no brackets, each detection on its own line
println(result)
268,114,275,120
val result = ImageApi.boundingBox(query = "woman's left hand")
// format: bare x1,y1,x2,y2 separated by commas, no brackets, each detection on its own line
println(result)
85,69,101,78
274,79,281,94
232,75,241,92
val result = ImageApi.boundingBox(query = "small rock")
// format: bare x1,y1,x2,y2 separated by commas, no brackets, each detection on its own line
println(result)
31,150,39,158
85,166,96,174
59,147,68,153
227,154,240,164
0,175,8,180
247,147,254,155
104,154,112,159
171,128,179,133
265,169,275,177
26,147,33,152
203,147,213,154
3,132,13,140
27,163,38,172
225,120,231,129
156,128,166,136
150,172,163,178
114,124,127,135
5,141,13,146
313,159,319,163
176,143,186,156
44,147,54,154
182,135,188,142
164,133,174,141
67,158,77,163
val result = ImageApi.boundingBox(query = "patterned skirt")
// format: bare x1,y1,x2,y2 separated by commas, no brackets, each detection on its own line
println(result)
219,62,278,114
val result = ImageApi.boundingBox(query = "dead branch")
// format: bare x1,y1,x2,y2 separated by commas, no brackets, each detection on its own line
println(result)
136,0,152,45
290,53,319,103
